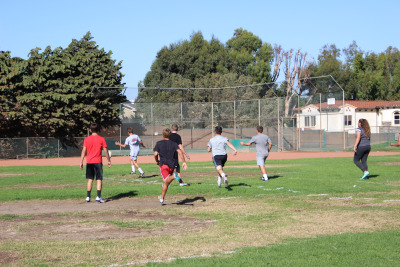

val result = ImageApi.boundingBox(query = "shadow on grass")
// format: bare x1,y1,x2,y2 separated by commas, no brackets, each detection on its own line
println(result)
172,196,206,206
266,175,281,180
225,182,250,191
107,190,138,201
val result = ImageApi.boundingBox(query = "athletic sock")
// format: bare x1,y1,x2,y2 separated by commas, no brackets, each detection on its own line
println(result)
97,190,101,198
263,174,268,179
138,168,144,174
174,172,182,182
221,173,226,178
131,165,136,172
87,191,91,198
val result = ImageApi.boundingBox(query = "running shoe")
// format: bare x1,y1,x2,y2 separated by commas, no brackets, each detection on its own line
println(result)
158,195,164,203
96,197,105,203
86,197,90,202
139,172,145,178
129,171,136,175
179,183,189,186
217,176,221,187
360,171,370,180
224,177,229,187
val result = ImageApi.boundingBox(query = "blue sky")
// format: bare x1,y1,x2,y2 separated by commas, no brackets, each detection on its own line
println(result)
1,0,399,100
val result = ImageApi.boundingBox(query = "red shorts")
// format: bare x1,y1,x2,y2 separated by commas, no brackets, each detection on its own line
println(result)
159,164,175,180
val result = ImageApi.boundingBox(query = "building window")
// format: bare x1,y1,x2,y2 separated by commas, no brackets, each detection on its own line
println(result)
394,112,400,125
305,116,316,127
344,115,352,126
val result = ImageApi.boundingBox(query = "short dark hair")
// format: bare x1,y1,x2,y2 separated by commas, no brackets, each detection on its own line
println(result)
256,125,263,133
163,128,171,138
172,124,179,131
90,123,99,133
215,126,222,134
127,127,133,134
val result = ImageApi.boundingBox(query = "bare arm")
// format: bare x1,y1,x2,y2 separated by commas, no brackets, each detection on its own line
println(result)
139,141,146,149
207,146,212,153
240,141,251,146
354,131,361,152
115,141,127,148
226,140,238,156
154,151,160,165
177,149,188,170
103,147,111,168
178,144,190,160
268,142,272,152
80,147,87,169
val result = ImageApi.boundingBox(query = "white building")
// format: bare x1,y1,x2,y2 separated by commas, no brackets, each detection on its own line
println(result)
297,100,400,134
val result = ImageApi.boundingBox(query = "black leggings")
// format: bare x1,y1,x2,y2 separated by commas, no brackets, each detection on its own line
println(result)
354,145,371,172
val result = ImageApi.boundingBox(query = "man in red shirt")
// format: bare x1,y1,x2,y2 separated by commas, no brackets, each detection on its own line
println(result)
80,123,111,203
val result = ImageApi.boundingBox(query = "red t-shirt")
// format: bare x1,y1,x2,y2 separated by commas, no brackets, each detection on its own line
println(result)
83,134,107,164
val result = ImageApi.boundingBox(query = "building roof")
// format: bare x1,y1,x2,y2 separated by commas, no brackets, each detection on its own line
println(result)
302,100,400,110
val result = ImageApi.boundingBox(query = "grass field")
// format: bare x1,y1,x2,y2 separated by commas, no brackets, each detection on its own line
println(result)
0,155,400,266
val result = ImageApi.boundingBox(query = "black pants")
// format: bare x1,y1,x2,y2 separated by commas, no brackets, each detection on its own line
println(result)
353,145,371,172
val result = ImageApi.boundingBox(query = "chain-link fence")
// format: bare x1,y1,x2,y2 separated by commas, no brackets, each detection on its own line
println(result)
2,76,400,159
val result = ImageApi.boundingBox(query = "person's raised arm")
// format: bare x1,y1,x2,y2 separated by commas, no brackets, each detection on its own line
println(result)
240,141,251,146
115,141,127,148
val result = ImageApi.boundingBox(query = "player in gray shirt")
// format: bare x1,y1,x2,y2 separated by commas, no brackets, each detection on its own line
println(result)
207,126,237,187
240,125,272,181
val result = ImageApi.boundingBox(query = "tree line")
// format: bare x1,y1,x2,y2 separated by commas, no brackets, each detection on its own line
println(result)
1,28,399,142
0,32,126,145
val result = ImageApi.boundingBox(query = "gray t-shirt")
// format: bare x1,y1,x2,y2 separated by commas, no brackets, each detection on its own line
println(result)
356,127,370,147
208,135,229,156
250,133,271,157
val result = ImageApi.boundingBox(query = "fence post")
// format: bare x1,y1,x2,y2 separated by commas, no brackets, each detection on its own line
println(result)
234,101,236,139
277,98,280,152
26,138,29,158
211,102,214,137
58,139,60,158
258,99,261,126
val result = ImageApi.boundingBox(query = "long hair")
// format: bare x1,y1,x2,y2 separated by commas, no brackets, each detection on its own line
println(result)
359,119,370,138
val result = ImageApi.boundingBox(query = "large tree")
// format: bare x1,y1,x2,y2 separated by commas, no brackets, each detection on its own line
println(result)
137,29,275,103
0,32,125,145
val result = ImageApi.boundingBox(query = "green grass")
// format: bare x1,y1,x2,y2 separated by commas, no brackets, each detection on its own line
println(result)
1,155,400,266
151,231,400,266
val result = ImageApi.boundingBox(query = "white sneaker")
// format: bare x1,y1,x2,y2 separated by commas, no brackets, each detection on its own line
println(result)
96,196,105,203
86,197,90,202
158,195,164,203
179,183,189,186
224,177,229,187
263,175,268,181
129,171,136,175
217,176,221,187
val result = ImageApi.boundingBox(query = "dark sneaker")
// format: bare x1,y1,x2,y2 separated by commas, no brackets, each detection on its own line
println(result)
139,172,145,178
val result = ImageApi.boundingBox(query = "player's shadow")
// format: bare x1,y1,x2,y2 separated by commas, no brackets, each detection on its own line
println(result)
172,196,206,206
365,174,379,179
107,190,138,201
225,182,250,191
139,174,158,179
266,175,281,180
